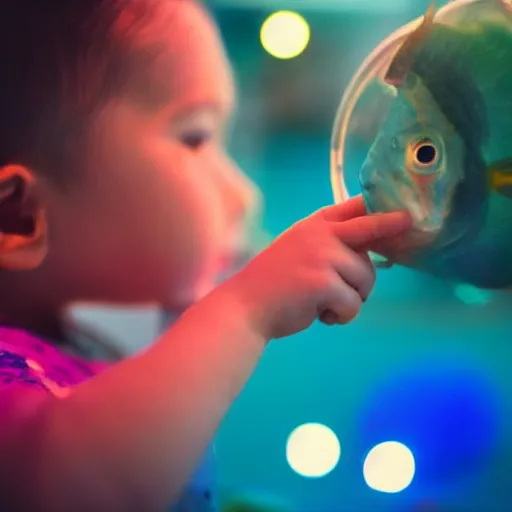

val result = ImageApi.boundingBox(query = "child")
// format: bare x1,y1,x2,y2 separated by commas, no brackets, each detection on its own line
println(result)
0,0,411,510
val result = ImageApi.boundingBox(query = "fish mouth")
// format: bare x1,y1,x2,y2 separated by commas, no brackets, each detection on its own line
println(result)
361,178,442,257
362,177,441,229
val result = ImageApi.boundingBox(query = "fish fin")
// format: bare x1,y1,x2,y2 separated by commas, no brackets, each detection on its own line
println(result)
385,1,437,86
489,158,512,198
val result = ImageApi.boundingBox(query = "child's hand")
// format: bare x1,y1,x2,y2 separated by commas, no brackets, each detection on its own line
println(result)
221,195,411,341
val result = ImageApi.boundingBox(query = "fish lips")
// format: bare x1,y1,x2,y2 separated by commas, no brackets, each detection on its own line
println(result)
360,174,442,259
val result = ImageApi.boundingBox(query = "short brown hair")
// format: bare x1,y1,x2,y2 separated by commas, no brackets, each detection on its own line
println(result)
0,0,183,186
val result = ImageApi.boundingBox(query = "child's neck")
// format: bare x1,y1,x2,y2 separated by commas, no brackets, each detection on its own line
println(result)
0,306,126,362
0,308,66,344
0,269,68,342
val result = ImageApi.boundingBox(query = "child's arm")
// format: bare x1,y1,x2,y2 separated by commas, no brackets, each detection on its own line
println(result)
0,198,410,511
1,293,264,511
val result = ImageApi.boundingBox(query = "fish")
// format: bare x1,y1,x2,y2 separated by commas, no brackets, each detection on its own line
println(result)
359,0,512,289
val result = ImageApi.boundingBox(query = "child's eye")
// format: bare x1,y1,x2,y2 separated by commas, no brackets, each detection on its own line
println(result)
180,131,211,150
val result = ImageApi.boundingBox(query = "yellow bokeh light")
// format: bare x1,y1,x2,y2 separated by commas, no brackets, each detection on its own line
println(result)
260,11,311,60
286,423,341,478
363,441,415,493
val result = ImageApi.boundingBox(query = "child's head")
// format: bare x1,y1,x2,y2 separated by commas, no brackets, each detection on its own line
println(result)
0,0,258,321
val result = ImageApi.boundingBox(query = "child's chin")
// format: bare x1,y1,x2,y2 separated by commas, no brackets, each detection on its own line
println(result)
165,281,216,312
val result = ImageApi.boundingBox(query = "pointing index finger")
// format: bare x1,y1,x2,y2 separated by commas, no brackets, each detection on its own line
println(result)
320,196,367,222
332,211,412,248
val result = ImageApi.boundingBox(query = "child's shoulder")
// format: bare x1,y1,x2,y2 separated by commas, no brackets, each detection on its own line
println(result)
0,326,104,397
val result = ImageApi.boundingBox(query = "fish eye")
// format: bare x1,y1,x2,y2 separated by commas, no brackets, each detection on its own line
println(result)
413,140,438,167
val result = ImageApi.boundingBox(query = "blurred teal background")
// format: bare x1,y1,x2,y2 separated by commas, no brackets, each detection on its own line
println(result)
199,1,512,511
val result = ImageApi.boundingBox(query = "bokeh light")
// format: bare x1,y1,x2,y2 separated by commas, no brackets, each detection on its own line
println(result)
286,423,341,478
260,11,311,60
363,441,415,493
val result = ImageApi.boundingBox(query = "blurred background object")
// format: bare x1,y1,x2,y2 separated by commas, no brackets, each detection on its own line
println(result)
73,1,512,510
221,490,292,512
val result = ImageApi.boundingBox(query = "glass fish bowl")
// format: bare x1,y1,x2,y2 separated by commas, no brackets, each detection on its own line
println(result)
330,0,512,288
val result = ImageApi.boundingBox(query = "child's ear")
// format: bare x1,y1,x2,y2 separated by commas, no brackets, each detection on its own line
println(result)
0,164,48,270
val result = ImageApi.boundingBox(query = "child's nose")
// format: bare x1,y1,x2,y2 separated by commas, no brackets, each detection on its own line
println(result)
230,168,260,225
216,153,261,227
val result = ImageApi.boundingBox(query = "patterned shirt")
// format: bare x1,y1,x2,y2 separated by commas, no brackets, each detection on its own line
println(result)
0,326,217,511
